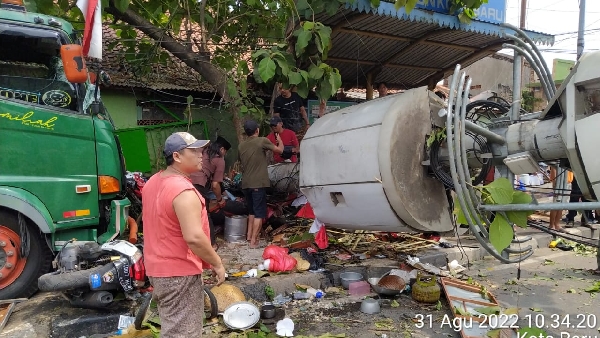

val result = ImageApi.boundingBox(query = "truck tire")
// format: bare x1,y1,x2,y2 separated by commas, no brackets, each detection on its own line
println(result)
0,209,52,299
38,265,107,292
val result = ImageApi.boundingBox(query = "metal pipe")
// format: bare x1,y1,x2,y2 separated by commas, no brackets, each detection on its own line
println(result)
438,109,507,145
479,201,600,212
446,67,523,263
577,0,586,60
504,44,553,101
512,53,522,121
501,23,556,93
459,77,491,237
505,34,556,96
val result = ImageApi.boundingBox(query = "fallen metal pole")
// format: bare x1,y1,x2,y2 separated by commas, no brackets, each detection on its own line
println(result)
479,201,600,212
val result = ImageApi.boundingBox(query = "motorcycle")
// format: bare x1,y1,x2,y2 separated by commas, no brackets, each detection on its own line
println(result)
38,240,147,309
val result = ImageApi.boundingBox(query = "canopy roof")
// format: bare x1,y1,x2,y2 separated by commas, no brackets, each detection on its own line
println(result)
321,0,554,90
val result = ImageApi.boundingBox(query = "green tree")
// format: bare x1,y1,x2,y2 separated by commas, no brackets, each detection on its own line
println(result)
32,0,488,141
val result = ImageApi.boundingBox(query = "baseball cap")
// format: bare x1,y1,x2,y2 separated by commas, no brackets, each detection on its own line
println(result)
244,120,259,135
163,132,209,157
270,116,283,126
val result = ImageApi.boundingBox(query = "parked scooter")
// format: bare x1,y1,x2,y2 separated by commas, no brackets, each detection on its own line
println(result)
38,240,147,309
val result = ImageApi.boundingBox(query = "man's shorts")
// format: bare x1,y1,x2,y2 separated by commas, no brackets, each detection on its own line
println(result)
243,188,267,219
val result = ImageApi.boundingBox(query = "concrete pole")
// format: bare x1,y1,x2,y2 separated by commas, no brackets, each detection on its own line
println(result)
577,0,586,60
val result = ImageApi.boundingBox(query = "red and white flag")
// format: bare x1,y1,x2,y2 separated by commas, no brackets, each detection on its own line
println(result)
76,0,102,60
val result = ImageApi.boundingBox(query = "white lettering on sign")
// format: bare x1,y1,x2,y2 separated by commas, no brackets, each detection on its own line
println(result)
474,7,504,22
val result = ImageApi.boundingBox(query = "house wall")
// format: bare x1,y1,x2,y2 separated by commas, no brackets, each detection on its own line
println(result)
449,54,533,102
101,88,240,172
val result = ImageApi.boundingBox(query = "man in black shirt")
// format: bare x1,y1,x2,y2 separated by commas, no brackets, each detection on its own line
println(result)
273,86,310,133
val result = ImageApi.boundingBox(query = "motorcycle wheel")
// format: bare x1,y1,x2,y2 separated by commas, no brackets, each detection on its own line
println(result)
0,209,52,299
204,287,218,320
134,292,153,330
38,265,107,292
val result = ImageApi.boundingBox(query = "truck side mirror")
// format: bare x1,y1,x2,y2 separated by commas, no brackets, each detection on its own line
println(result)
60,44,89,84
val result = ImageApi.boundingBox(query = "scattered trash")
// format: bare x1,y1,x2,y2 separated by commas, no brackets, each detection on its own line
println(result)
348,281,371,296
276,318,295,337
245,269,258,278
273,294,292,306
406,256,449,277
263,245,297,272
117,315,136,330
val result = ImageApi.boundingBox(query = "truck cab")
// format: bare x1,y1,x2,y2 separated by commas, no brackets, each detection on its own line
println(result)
0,0,130,299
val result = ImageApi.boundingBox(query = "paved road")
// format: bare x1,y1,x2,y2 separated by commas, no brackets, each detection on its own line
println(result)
464,246,600,338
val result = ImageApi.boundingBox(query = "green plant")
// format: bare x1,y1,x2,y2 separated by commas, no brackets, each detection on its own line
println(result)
264,285,275,301
521,90,543,113
454,177,533,253
449,0,490,24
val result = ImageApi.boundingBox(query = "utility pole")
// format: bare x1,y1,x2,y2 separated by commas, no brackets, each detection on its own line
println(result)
577,0,586,60
520,0,527,29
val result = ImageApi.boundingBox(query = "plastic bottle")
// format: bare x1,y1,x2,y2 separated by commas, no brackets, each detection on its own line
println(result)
293,292,310,300
307,287,324,299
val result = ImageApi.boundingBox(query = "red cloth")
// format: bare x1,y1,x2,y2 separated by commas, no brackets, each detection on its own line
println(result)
267,129,299,163
296,203,315,219
315,225,328,249
142,172,210,277
262,245,297,272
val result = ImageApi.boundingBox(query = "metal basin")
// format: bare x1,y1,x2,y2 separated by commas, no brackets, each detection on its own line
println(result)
368,277,402,296
340,272,364,289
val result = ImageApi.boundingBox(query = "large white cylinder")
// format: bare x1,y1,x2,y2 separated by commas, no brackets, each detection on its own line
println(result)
299,88,453,233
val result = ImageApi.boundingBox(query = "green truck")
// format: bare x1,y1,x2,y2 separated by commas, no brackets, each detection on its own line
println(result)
0,0,130,299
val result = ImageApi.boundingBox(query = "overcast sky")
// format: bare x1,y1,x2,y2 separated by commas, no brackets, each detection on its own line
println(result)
501,0,600,70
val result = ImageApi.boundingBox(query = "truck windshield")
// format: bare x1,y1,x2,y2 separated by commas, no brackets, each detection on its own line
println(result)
0,23,80,112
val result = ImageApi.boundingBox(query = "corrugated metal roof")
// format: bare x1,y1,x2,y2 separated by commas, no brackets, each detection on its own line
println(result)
100,26,216,93
318,0,554,90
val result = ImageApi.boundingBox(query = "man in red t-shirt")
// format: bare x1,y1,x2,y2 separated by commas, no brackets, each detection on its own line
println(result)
267,116,299,163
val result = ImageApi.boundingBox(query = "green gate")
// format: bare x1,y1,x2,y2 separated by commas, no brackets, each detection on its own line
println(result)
115,120,209,173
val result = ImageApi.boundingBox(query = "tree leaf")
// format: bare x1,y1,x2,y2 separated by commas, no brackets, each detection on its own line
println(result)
296,0,309,12
503,308,519,315
512,190,532,204
274,57,290,76
489,215,513,253
240,105,249,113
295,30,312,56
303,21,315,30
296,82,309,98
370,0,380,8
258,57,276,83
484,178,514,204
114,0,129,13
529,308,544,312
405,0,417,12
308,64,325,80
454,197,470,225
394,0,407,10
288,71,303,85
247,0,255,6
474,306,500,315
506,211,528,228
252,49,270,60
227,80,238,98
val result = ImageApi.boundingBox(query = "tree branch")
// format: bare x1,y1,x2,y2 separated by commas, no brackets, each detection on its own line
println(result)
106,4,227,99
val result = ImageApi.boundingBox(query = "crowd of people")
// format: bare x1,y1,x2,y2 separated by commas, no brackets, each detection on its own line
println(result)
136,84,316,336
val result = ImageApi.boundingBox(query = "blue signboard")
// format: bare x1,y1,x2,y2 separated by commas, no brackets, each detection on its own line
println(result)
414,0,506,24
